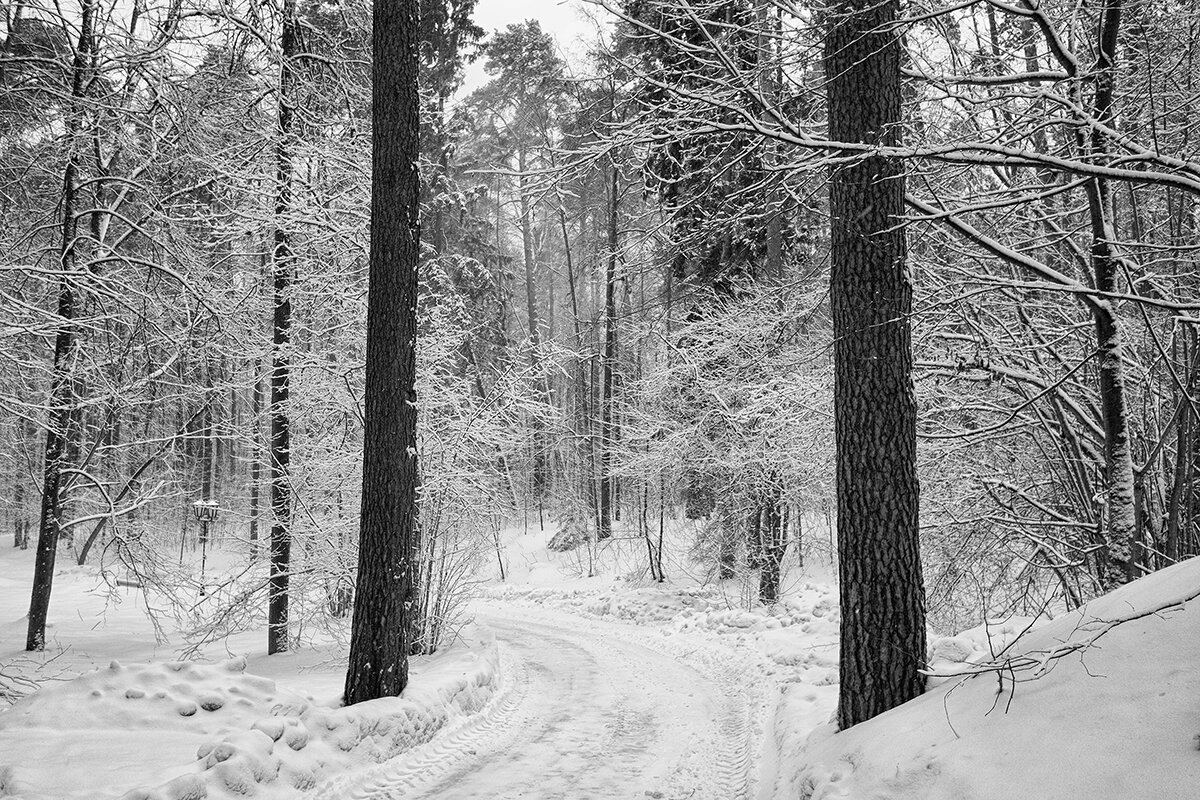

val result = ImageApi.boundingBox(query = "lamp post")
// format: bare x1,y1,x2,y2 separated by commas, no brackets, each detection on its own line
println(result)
192,499,219,596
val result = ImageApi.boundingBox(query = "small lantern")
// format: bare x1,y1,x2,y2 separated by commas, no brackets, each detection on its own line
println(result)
192,500,220,523
192,500,219,596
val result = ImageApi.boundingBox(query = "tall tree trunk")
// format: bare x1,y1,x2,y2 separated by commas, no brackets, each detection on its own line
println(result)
343,0,420,704
825,0,927,728
26,0,96,652
517,148,547,500
559,204,598,532
599,165,619,540
1083,0,1136,588
267,0,298,655
758,0,783,281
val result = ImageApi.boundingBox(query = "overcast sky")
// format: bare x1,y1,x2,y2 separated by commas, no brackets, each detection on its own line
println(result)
458,0,611,95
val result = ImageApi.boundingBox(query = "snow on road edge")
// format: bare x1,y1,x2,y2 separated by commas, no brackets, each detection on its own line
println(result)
0,643,500,800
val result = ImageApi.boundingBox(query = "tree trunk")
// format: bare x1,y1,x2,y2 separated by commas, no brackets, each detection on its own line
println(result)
758,0,783,282
599,165,619,540
517,148,547,500
249,366,264,557
825,0,927,728
13,461,27,549
200,366,214,545
343,0,420,704
26,0,96,652
758,479,786,604
267,0,298,655
1083,0,1136,589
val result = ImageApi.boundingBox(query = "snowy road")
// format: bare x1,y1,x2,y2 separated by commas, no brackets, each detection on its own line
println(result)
312,602,764,800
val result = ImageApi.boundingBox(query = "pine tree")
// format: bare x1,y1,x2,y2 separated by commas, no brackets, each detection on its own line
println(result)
825,0,927,728
343,0,421,704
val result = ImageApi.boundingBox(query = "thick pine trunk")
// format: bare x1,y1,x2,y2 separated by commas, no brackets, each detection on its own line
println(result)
825,0,927,728
267,0,298,655
343,0,420,704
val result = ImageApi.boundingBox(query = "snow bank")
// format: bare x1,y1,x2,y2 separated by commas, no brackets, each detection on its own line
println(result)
925,616,1039,689
0,645,499,800
785,556,1200,800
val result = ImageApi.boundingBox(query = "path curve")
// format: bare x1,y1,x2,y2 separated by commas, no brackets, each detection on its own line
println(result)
312,601,764,800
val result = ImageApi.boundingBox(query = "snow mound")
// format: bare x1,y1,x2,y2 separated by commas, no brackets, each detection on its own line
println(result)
116,644,499,800
0,657,300,735
786,556,1200,800
0,646,499,800
925,616,1039,688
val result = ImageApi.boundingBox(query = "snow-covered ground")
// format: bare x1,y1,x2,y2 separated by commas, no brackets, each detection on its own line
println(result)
788,557,1200,800
0,546,498,800
0,521,840,799
4,520,1199,799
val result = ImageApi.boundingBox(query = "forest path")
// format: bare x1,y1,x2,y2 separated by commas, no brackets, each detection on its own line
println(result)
314,600,765,800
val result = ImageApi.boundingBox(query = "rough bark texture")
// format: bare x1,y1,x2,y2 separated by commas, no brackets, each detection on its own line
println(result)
343,0,420,705
267,0,298,656
26,0,95,652
825,0,928,729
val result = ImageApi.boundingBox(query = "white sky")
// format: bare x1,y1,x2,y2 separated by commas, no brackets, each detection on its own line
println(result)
458,0,611,95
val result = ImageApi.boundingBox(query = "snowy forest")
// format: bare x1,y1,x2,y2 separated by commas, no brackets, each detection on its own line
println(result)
2,0,1199,796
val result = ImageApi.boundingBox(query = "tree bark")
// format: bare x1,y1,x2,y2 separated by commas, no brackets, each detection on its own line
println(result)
343,0,420,704
758,479,786,604
26,0,96,652
825,0,927,728
1083,0,1137,588
267,0,298,655
758,0,783,281
600,165,619,540
517,148,547,500
249,366,264,557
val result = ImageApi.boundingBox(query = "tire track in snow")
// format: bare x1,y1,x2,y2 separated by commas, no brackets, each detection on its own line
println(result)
308,654,529,800
316,602,768,800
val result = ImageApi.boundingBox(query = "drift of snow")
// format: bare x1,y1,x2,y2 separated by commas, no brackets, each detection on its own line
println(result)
0,641,497,800
0,546,499,800
786,556,1200,800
